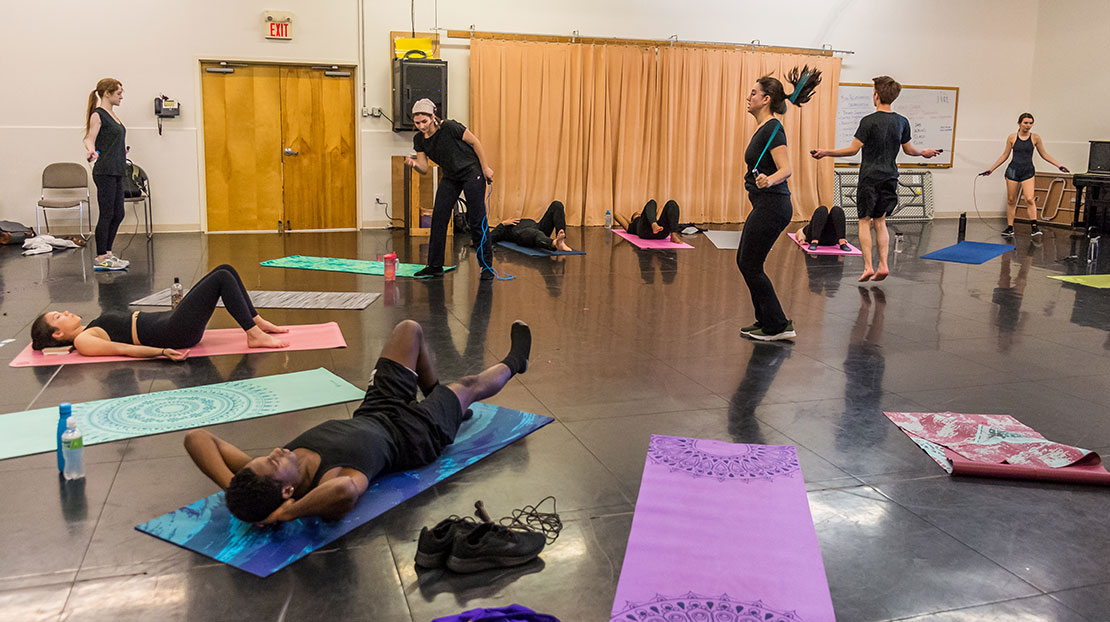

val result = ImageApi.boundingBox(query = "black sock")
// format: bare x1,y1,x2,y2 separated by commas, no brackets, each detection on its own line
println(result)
501,321,531,375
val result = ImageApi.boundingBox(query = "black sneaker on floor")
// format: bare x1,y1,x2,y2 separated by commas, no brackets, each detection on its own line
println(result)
740,321,761,336
414,266,444,278
1002,225,1014,237
839,243,852,252
415,517,479,568
808,241,819,251
445,522,547,573
1031,225,1043,237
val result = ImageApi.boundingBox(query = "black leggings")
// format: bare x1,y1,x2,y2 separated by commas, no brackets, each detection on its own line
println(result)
629,200,680,240
802,205,847,247
514,201,567,250
428,173,492,269
738,193,793,334
135,265,258,349
93,174,125,255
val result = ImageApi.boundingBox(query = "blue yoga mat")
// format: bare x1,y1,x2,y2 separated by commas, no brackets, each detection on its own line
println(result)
496,241,585,256
921,241,1015,265
0,369,365,461
135,403,553,577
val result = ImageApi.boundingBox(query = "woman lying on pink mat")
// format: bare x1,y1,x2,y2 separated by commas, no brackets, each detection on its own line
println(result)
31,264,288,361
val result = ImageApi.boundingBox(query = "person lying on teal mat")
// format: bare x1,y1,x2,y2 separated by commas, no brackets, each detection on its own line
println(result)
184,318,531,524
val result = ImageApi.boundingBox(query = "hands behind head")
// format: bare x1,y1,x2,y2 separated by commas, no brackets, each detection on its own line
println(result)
256,498,295,526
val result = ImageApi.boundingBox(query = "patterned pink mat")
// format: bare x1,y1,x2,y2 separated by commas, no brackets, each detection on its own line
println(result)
9,322,346,367
612,229,693,249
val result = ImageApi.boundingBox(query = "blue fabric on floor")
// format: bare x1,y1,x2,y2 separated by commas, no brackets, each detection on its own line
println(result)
135,403,552,577
434,605,560,622
920,241,1015,265
497,241,585,256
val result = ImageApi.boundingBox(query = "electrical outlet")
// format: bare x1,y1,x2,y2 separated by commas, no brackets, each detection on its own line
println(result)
370,107,383,118
375,194,383,204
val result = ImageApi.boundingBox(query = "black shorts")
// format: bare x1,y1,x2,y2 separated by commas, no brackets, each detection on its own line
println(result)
856,178,899,219
1004,164,1035,183
355,357,464,469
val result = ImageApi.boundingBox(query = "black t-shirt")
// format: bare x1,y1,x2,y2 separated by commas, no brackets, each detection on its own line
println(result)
855,111,911,183
285,417,398,486
92,108,126,177
744,119,790,196
413,119,481,182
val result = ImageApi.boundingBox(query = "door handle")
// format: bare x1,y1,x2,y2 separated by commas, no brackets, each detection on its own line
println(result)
284,147,299,156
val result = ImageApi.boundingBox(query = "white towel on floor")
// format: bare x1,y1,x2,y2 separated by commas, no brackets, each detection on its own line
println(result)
22,234,79,256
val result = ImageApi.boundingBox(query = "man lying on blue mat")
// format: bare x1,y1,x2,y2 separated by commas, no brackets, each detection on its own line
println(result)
184,319,531,524
489,200,575,253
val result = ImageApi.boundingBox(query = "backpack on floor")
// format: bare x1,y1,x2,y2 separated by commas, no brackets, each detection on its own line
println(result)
0,220,34,245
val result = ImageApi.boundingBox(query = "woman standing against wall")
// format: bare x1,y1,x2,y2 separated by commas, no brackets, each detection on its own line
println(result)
738,67,821,341
83,78,130,271
404,98,496,280
981,113,1069,238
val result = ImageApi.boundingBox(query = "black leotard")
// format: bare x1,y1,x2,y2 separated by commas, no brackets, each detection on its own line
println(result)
1005,134,1035,182
87,312,132,343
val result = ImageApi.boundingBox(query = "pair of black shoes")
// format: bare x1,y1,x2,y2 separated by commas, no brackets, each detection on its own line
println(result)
415,516,547,573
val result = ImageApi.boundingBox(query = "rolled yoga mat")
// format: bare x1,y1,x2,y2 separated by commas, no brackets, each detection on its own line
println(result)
611,229,693,249
702,230,741,250
131,289,379,310
1049,274,1110,289
885,410,1110,485
788,231,863,256
261,255,457,278
0,368,365,461
496,241,585,257
8,322,346,367
920,241,1014,264
610,435,835,622
136,402,553,577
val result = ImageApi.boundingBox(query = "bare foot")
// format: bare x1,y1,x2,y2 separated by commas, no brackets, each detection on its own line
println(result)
254,317,289,334
872,266,889,281
669,232,682,245
858,269,875,282
554,230,573,252
247,327,290,349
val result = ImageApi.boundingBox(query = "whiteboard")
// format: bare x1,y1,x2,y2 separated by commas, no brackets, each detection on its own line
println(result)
834,83,958,168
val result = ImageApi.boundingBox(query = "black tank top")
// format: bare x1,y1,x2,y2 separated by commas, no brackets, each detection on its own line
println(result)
1011,134,1034,167
285,417,398,485
87,312,133,343
92,108,126,177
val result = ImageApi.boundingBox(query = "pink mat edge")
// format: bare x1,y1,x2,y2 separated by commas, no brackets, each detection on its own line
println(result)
788,231,862,256
612,229,694,249
9,322,345,367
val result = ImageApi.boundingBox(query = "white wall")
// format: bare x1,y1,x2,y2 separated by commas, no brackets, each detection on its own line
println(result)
0,0,1055,230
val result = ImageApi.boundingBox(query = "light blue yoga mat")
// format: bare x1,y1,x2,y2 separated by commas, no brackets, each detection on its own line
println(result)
261,255,457,278
496,241,585,256
136,403,553,577
0,369,365,460
921,241,1015,265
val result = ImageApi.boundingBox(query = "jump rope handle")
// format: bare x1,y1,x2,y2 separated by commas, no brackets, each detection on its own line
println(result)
474,500,492,523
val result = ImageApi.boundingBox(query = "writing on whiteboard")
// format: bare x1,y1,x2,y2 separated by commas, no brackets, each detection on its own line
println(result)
835,83,958,167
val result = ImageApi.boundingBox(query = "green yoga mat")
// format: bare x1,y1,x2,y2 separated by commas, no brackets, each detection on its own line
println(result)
0,368,365,461
1049,274,1110,289
261,255,457,278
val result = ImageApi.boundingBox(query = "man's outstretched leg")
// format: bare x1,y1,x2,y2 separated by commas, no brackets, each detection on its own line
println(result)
447,320,531,410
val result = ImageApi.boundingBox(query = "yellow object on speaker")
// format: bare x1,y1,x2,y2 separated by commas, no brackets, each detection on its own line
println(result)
395,37,434,59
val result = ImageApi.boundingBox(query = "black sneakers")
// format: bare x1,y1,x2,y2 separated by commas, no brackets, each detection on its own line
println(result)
1002,225,1015,237
445,522,547,573
414,516,479,568
414,265,444,278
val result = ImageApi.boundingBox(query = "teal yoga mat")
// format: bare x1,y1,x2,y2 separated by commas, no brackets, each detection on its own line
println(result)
0,368,365,461
261,255,457,278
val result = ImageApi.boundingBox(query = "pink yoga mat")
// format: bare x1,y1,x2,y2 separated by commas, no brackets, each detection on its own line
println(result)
885,411,1110,485
789,231,862,256
610,435,835,622
612,229,693,249
9,322,346,367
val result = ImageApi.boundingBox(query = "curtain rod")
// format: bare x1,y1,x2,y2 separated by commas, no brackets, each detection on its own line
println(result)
443,28,852,57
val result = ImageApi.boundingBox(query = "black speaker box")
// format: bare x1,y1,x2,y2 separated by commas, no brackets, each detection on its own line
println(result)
1089,141,1110,174
392,58,448,132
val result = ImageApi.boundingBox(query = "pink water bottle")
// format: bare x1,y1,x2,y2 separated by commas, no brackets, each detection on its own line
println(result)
384,252,397,281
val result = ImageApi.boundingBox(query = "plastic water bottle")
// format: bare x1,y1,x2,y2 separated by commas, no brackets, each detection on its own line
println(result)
894,232,905,253
61,417,85,480
384,252,397,281
56,403,71,472
170,277,184,308
604,210,612,229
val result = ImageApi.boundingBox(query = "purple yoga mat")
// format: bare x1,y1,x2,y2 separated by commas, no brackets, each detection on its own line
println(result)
610,435,835,622
611,229,693,249
789,231,862,256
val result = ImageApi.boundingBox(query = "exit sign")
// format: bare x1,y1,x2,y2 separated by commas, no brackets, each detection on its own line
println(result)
264,11,293,40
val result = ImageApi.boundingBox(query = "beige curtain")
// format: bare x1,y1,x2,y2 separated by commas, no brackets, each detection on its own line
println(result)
469,39,841,225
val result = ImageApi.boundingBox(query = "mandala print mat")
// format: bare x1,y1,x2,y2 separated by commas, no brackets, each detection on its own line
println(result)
131,289,379,310
610,435,835,622
261,255,456,278
0,368,365,460
136,403,553,577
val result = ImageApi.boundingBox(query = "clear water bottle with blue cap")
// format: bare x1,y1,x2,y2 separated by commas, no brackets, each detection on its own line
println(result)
604,210,612,229
61,417,85,480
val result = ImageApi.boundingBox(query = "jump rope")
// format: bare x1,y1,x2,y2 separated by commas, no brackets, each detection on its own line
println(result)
475,179,515,281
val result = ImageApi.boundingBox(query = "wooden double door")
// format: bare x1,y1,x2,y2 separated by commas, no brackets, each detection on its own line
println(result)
201,63,356,232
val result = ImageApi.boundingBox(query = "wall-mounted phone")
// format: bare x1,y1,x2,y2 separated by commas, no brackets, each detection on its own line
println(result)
154,94,180,135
